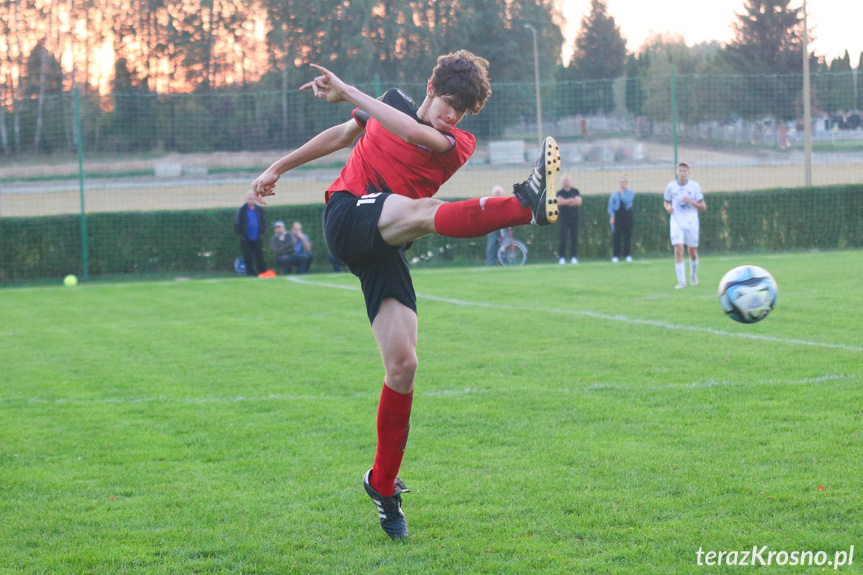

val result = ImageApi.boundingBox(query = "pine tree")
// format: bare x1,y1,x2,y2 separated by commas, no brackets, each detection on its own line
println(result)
722,0,805,119
624,52,648,116
568,0,626,113
857,52,863,110
112,58,156,151
724,0,804,75
570,0,626,80
827,50,854,112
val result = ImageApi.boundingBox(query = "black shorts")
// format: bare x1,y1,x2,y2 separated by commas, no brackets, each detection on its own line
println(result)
322,191,416,324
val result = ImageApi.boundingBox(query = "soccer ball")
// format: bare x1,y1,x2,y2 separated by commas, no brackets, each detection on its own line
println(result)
717,265,778,324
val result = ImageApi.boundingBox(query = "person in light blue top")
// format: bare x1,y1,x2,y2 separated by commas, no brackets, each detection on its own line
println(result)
607,176,635,263
290,221,314,273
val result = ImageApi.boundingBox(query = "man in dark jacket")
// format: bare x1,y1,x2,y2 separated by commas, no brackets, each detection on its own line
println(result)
234,191,266,276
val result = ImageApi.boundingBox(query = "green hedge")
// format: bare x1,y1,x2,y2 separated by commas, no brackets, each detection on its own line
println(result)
409,184,863,267
1,185,861,283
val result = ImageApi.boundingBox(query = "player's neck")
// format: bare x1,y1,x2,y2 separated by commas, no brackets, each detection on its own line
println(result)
416,96,432,126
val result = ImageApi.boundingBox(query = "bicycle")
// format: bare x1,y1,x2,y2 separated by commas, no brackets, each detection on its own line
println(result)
495,227,528,266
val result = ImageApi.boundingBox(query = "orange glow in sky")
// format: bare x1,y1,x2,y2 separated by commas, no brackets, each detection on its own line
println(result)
560,0,863,65
6,1,859,98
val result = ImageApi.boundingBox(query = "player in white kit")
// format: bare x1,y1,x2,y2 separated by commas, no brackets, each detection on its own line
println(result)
663,162,706,289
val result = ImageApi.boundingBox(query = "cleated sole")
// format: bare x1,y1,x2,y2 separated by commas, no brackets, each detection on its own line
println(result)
543,137,561,224
363,469,409,540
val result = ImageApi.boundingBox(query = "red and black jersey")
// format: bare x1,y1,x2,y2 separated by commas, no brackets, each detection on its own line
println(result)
325,89,475,202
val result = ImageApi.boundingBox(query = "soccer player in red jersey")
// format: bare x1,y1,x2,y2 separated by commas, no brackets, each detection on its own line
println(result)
251,51,560,539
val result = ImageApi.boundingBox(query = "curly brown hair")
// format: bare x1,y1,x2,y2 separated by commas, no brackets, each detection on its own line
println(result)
429,50,491,116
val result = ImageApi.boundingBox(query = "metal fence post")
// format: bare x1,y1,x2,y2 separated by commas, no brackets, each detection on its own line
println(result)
671,66,678,170
75,85,89,281
802,0,813,186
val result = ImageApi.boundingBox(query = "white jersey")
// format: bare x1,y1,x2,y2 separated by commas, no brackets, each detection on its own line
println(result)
664,179,703,230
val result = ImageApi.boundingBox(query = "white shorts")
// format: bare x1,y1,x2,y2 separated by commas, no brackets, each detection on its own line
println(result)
670,217,699,247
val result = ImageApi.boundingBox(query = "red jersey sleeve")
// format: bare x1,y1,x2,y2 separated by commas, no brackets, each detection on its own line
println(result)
326,91,476,202
444,128,475,168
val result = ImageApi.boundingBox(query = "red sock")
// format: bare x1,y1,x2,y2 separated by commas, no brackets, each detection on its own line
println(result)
434,197,532,238
370,383,414,497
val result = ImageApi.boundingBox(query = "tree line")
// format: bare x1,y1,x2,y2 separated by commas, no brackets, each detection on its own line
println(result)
1,0,860,157
0,0,564,95
568,0,862,119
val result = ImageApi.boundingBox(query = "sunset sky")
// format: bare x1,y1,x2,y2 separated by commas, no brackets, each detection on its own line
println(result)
560,0,863,64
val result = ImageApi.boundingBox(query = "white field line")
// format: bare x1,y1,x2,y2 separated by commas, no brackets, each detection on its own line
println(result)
286,277,863,352
3,374,856,406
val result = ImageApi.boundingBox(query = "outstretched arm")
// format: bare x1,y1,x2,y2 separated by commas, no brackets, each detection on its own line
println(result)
251,119,363,203
303,64,455,154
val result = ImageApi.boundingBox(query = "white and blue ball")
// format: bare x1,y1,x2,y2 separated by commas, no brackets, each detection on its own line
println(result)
717,265,778,324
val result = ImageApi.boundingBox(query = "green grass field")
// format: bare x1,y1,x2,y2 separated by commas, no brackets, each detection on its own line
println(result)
2,251,862,574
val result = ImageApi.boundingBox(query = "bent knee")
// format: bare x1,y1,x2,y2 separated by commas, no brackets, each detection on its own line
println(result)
385,352,418,383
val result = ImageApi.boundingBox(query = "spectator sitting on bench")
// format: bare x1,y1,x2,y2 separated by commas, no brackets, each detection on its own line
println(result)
270,220,305,274
290,221,314,274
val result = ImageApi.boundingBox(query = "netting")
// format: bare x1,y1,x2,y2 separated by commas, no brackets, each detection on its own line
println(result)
1,71,861,281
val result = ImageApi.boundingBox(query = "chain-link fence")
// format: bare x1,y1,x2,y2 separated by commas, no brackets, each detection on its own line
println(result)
1,71,861,281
